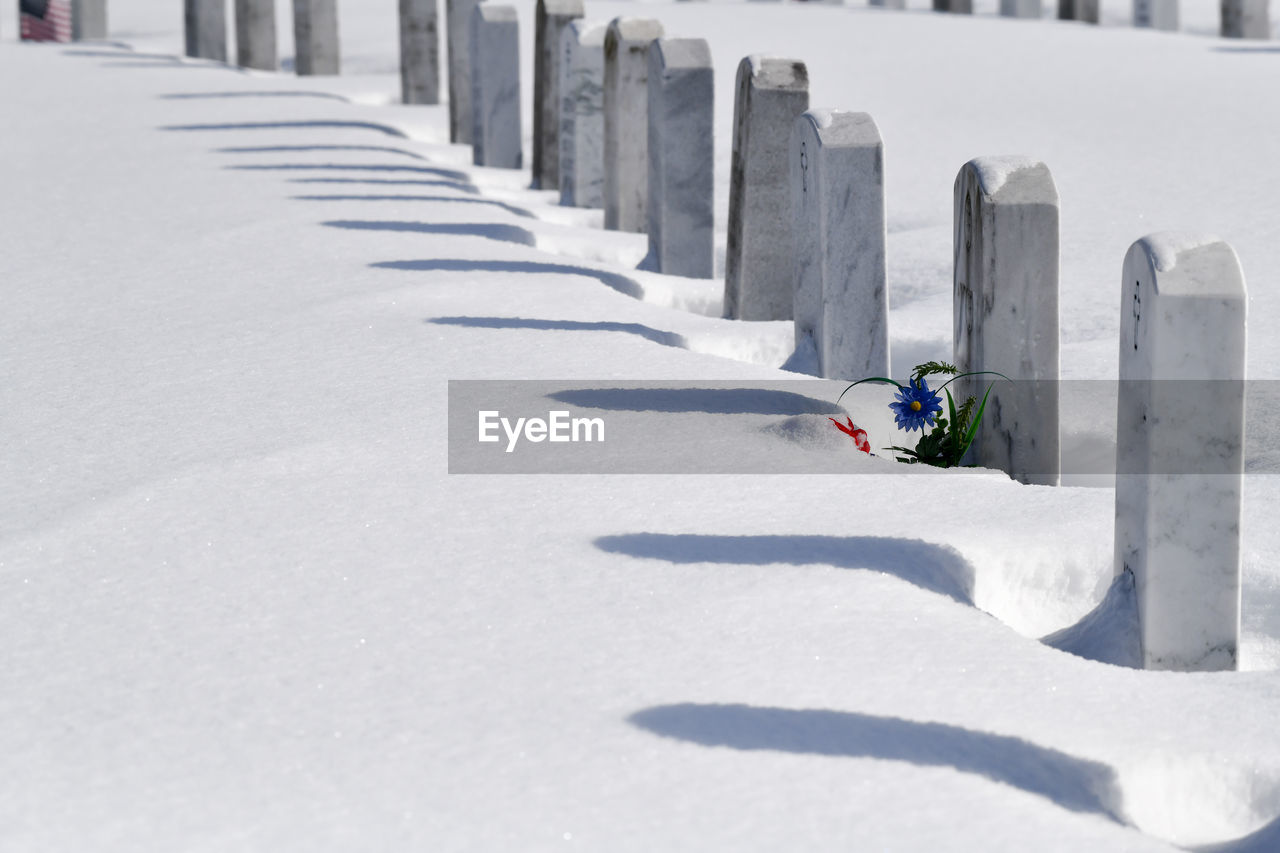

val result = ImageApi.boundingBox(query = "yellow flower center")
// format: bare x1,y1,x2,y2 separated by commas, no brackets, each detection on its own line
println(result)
910,400,922,412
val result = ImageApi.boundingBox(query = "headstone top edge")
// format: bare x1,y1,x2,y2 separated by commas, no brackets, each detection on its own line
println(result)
799,109,882,146
744,54,809,90
1127,234,1246,298
567,18,608,40
476,4,520,23
654,37,712,69
961,155,1055,200
605,17,665,42
540,0,585,17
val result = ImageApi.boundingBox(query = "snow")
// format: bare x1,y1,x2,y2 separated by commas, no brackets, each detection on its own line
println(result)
1142,230,1228,273
5,1,1280,851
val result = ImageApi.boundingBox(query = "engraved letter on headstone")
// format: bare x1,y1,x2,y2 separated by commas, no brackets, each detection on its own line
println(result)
725,56,810,321
953,156,1060,486
1114,234,1247,671
790,110,890,381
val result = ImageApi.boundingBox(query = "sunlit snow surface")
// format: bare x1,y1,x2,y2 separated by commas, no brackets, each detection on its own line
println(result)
5,1,1280,850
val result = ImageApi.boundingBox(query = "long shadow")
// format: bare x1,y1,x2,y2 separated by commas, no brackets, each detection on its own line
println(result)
371,259,643,299
428,316,688,349
325,220,534,245
301,195,535,219
293,178,478,192
217,144,426,160
162,120,407,138
63,48,175,60
550,388,842,416
230,163,468,180
629,704,1123,822
595,533,974,604
161,91,347,101
1211,46,1280,54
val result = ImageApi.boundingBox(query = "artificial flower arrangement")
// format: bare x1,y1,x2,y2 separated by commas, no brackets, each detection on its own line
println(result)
831,361,1007,468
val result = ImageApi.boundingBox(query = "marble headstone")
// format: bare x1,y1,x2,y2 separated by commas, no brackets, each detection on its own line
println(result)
1222,0,1271,38
1000,0,1043,17
446,0,483,143
725,56,810,321
184,0,227,60
953,156,1060,486
1058,0,1099,22
235,0,277,70
559,20,607,208
603,17,664,233
72,0,108,39
645,38,714,279
399,0,440,104
533,0,584,190
869,0,906,8
1114,234,1247,671
470,4,522,169
933,0,974,12
1134,0,1179,30
790,110,889,381
292,0,339,75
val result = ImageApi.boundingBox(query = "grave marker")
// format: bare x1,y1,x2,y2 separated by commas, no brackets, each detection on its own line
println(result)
1000,0,1043,17
790,110,889,380
1222,0,1271,38
1114,234,1246,671
953,156,1060,486
533,0,584,190
933,0,973,12
645,38,714,279
399,0,440,104
292,0,339,75
447,0,483,142
870,0,906,8
1134,0,1179,30
471,4,522,168
235,0,276,70
559,20,606,208
603,17,664,232
1058,0,1099,22
185,0,226,60
725,55,810,321
72,0,107,39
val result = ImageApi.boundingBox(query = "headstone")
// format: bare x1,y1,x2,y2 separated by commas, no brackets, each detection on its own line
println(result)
235,0,276,70
603,17,664,233
1058,0,1099,22
1000,0,1043,17
725,56,810,320
470,4,522,169
645,38,714,279
292,0,339,75
399,0,440,104
72,0,107,39
1114,234,1247,671
185,0,226,60
559,20,606,208
446,0,482,143
953,156,1060,486
533,0,585,190
933,0,973,12
869,0,906,8
1221,0,1271,38
1134,0,1179,30
790,110,889,381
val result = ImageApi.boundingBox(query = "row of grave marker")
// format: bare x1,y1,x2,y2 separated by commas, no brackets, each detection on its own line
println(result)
912,0,1270,38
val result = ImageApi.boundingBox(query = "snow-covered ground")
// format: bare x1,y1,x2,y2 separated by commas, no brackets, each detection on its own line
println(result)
5,1,1280,850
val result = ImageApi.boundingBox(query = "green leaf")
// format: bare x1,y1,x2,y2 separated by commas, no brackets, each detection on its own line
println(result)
957,383,995,461
911,361,959,383
836,376,903,406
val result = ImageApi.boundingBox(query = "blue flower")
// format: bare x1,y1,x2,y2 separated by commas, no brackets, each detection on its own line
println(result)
889,378,943,432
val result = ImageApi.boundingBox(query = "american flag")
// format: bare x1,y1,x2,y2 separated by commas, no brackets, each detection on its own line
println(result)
20,0,72,42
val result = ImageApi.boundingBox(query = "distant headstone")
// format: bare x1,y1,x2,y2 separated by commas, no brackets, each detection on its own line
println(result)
399,0,440,104
1221,0,1271,38
185,0,226,60
1114,234,1247,671
1058,0,1099,22
471,4,522,168
1134,0,1179,30
933,0,973,12
72,0,107,39
953,156,1060,486
559,20,607,208
790,110,889,380
603,17,664,233
1000,0,1043,17
446,0,482,143
645,38,715,279
533,0,585,190
235,0,276,70
292,0,339,75
870,0,906,8
725,56,810,321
